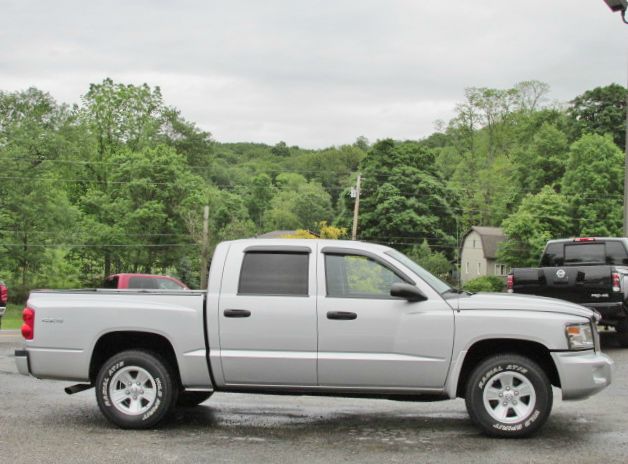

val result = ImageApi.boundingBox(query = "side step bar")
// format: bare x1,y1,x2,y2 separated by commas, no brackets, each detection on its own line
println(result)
64,383,93,395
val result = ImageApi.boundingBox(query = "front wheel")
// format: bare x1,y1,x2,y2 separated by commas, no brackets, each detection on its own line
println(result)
465,354,553,438
95,350,178,429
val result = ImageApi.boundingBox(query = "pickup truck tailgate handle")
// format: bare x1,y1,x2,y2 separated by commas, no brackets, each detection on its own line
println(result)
224,309,251,318
327,311,357,320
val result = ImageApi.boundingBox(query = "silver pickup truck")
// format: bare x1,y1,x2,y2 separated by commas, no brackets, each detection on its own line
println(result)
15,239,613,437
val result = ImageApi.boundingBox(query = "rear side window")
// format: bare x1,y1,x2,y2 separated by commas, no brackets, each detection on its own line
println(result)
540,243,563,266
605,241,628,265
128,277,160,289
238,252,309,296
564,243,605,264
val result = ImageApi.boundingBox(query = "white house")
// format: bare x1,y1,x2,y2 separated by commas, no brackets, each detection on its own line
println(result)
460,226,509,284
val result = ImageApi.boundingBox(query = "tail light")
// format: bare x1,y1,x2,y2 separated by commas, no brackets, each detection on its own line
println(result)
0,284,7,305
574,237,595,242
507,274,514,293
21,307,35,340
612,272,621,292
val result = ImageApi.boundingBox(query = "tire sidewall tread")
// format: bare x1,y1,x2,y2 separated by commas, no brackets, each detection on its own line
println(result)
95,349,177,429
465,353,553,438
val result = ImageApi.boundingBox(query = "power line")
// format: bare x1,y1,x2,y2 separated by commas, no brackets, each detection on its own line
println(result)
0,243,197,248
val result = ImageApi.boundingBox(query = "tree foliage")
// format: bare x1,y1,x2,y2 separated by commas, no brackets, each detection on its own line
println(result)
0,78,626,300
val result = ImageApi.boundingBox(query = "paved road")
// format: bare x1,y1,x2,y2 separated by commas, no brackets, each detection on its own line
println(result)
1,331,627,463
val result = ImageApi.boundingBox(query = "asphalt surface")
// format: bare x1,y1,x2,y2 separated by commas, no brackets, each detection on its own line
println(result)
1,331,627,464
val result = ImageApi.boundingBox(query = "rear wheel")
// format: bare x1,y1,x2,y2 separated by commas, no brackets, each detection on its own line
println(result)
177,391,213,407
465,354,553,438
95,350,177,429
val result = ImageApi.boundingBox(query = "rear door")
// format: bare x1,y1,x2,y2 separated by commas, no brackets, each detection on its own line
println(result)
218,242,318,386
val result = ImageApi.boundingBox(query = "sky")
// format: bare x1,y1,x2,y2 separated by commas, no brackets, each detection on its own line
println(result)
1,0,627,148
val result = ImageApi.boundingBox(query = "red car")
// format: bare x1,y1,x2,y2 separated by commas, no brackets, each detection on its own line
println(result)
103,273,189,290
0,279,8,328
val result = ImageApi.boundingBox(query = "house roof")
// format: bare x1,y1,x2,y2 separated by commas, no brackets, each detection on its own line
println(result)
464,226,506,259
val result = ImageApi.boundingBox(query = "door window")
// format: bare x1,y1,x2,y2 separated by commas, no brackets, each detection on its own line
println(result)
325,254,405,298
238,252,309,296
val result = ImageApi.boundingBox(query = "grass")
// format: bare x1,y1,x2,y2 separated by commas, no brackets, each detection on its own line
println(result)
1,304,22,330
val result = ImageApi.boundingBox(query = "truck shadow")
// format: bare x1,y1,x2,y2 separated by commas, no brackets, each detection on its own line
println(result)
599,330,624,350
154,402,597,447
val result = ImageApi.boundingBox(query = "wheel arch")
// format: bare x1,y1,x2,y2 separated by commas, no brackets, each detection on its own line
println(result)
455,338,560,398
89,331,181,386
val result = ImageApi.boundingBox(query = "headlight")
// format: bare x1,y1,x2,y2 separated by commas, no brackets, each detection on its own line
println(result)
565,322,594,350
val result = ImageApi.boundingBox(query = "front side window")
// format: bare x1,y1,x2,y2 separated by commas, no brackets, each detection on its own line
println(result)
239,252,309,296
325,254,405,298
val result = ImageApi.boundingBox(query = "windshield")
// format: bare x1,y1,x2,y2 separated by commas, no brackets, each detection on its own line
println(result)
385,249,452,295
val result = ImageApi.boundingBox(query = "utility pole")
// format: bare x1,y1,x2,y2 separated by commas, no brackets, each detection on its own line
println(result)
200,205,210,290
351,174,361,240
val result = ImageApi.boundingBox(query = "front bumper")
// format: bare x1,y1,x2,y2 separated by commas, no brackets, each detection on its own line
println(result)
552,350,614,400
14,350,30,376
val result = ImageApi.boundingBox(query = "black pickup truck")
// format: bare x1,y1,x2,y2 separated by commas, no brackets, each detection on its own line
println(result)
508,237,628,345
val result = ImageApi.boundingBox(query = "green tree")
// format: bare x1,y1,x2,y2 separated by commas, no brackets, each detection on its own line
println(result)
513,123,569,195
263,175,332,231
357,139,458,253
406,241,452,280
562,134,624,236
568,83,627,150
498,186,572,267
0,88,82,290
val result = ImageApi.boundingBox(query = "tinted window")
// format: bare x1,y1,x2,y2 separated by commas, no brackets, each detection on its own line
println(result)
128,277,159,289
564,244,605,264
325,254,405,298
605,241,628,265
157,278,185,290
239,252,308,296
540,243,564,266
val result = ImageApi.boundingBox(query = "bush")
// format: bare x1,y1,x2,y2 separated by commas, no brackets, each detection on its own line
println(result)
463,275,505,293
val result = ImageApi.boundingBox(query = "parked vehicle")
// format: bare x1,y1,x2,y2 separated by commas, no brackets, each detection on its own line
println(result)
0,279,7,329
103,273,189,290
508,237,628,345
15,239,612,437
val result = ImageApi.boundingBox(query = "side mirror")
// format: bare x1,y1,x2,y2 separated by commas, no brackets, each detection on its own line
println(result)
390,283,427,302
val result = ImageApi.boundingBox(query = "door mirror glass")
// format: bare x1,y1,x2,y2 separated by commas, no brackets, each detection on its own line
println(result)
390,283,427,302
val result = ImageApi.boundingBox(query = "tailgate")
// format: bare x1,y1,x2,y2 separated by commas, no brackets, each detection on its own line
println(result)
512,266,616,304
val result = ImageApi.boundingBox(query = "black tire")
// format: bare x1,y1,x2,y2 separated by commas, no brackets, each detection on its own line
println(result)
95,349,178,429
465,354,553,438
177,391,213,407
615,320,628,347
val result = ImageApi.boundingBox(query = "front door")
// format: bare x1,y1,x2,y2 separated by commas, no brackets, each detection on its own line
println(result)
218,242,318,386
317,250,454,390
